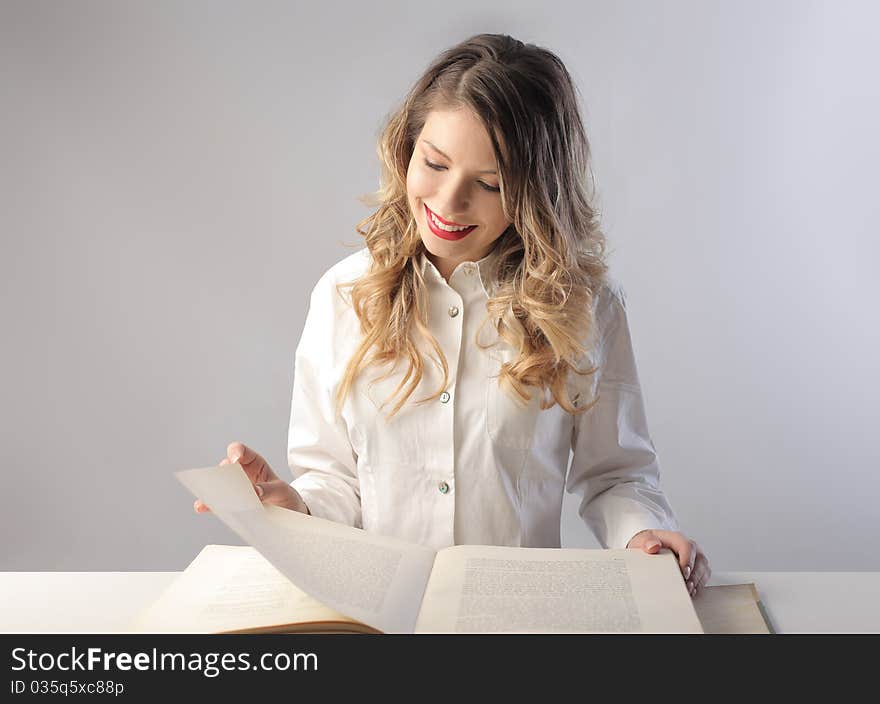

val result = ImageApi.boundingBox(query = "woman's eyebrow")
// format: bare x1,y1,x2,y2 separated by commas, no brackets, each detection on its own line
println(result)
422,140,497,174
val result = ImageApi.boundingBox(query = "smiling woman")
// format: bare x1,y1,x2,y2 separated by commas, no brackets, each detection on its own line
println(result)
207,33,711,599
341,35,610,422
407,109,510,270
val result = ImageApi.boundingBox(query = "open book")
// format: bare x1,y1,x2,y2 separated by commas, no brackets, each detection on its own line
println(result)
131,544,772,634
132,463,709,634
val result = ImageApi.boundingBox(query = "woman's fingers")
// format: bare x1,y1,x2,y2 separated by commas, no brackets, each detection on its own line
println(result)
226,442,277,484
254,479,290,507
656,531,695,580
194,446,287,515
227,442,246,463
650,531,711,598
193,499,211,513
690,552,712,597
254,480,310,514
686,540,698,581
227,442,261,466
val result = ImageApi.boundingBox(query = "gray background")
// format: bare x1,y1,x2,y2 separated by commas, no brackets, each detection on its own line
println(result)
2,0,877,571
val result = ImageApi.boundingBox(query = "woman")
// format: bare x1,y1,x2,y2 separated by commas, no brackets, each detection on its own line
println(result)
195,33,711,598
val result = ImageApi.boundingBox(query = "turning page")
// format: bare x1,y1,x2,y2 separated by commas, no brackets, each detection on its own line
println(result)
415,544,703,633
175,464,437,634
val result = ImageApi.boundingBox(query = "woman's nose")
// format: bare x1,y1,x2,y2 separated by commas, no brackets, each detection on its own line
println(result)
435,179,471,218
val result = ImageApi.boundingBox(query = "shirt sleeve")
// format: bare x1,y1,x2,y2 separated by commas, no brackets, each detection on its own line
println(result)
287,271,362,528
565,281,680,550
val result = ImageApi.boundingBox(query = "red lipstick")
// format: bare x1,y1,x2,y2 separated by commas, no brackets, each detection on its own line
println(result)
424,204,476,241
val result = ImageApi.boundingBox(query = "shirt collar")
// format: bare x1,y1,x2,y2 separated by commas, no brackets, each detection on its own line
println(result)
418,245,502,298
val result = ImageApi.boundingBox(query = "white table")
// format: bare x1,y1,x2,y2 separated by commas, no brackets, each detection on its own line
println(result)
1,571,878,633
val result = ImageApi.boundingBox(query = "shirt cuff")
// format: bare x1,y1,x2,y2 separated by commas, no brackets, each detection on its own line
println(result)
583,490,681,550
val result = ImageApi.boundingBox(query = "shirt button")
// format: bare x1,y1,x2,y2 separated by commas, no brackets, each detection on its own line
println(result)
448,305,459,318
438,481,450,494
439,391,451,403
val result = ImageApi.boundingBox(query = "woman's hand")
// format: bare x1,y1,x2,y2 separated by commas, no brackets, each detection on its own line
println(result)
626,529,711,598
193,441,311,515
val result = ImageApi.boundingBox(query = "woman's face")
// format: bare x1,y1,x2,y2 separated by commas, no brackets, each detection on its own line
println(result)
407,108,512,280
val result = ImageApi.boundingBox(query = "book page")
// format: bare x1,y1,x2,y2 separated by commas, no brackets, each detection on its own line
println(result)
175,464,437,633
415,545,703,633
693,583,772,634
129,544,369,633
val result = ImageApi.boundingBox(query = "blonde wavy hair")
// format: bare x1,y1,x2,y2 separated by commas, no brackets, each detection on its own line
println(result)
335,33,609,420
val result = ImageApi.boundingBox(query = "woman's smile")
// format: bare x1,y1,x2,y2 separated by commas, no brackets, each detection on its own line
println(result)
424,203,477,241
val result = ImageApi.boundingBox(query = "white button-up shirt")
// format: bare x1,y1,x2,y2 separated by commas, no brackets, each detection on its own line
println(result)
288,246,680,551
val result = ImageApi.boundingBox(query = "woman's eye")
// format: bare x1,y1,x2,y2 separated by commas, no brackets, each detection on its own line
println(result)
424,159,500,193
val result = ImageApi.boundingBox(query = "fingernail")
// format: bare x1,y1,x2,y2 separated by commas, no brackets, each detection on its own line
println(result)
230,453,241,463
647,541,660,550
255,485,264,498
684,566,691,579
